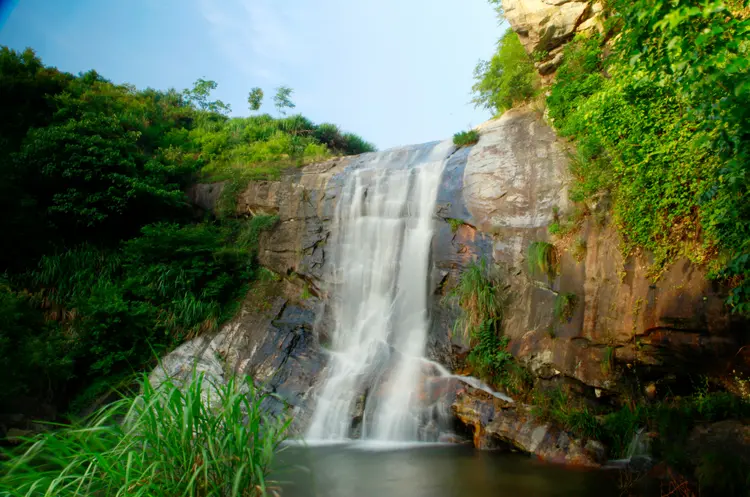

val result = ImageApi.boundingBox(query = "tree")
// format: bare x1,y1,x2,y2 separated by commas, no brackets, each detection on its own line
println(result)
471,30,538,115
273,86,295,116
14,114,186,239
184,78,231,115
248,87,264,112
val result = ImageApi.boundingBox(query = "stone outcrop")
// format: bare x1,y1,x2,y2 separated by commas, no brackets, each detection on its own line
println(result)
502,0,605,76
449,382,606,466
686,420,750,467
441,109,744,397
184,106,746,458
150,279,324,434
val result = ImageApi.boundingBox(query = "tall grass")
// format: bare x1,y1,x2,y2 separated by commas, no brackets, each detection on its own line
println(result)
527,241,558,279
448,259,503,342
0,373,290,497
32,246,122,304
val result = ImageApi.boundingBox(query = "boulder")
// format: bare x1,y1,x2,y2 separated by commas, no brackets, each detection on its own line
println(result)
503,0,591,54
451,382,606,467
150,279,324,434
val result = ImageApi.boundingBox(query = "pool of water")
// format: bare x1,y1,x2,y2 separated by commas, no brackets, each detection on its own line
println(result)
273,443,621,497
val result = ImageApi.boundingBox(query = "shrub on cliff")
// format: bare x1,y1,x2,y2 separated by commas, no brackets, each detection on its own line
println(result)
471,29,539,115
453,129,480,147
447,260,531,394
545,0,750,313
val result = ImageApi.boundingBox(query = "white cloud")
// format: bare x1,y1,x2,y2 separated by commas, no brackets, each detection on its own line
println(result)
199,0,309,84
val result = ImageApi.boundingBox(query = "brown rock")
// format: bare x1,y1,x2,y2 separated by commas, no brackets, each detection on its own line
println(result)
503,0,592,54
451,383,606,467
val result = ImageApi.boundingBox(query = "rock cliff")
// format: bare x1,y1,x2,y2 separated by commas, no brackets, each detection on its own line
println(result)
502,0,604,76
172,106,744,457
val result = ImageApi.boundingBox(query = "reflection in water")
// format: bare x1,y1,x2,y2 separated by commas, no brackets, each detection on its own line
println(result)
274,444,620,497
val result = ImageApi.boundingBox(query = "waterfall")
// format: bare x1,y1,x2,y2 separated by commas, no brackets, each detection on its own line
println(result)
306,143,451,442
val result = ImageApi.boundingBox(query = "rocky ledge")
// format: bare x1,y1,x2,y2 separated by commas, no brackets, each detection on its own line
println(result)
445,381,606,467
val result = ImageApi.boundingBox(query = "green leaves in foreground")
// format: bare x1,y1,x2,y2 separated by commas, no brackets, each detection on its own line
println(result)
0,373,290,497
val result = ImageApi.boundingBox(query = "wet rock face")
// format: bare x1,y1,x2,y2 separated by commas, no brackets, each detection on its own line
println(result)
449,382,606,466
151,281,325,435
184,106,745,442
442,108,744,395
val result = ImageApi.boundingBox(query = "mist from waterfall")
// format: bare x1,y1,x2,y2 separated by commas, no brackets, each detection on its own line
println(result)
306,143,451,442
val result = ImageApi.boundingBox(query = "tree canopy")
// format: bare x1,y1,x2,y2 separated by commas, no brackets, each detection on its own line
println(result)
0,46,375,417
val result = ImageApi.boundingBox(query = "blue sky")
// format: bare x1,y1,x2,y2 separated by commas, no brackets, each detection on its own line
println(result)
0,0,506,149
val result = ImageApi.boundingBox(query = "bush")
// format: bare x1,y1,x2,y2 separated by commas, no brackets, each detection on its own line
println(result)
447,259,504,343
466,319,512,383
471,29,539,115
531,388,603,440
447,260,531,392
453,130,480,147
446,218,464,233
0,282,72,407
0,373,290,497
1,218,275,411
545,1,750,310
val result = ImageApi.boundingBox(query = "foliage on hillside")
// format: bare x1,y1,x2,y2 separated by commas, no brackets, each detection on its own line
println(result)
474,0,750,314
472,0,750,490
0,46,373,417
547,0,749,313
471,29,539,115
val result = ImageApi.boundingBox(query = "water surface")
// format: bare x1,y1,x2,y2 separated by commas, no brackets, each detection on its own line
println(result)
275,444,620,497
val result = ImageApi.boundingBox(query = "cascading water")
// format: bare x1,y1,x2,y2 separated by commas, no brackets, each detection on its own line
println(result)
306,143,451,442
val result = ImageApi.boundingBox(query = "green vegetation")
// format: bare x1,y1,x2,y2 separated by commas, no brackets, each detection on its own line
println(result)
448,260,531,394
528,381,750,495
474,0,750,313
531,388,602,440
0,46,373,419
446,218,464,233
471,29,539,115
544,1,750,312
448,259,504,343
0,373,290,497
571,237,587,262
452,130,480,147
273,86,295,116
534,386,750,460
248,87,264,112
553,292,578,323
526,241,558,280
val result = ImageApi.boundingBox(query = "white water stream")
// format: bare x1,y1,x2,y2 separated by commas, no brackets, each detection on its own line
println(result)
306,144,451,442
